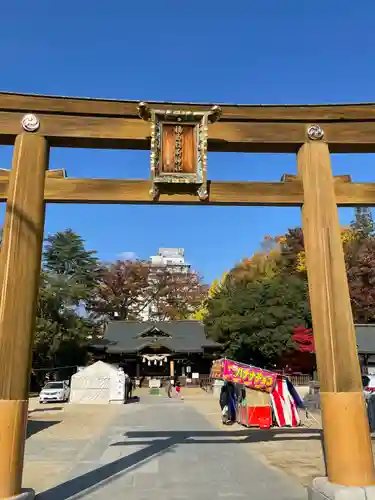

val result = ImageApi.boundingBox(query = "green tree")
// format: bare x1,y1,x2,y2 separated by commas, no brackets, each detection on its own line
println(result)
204,276,311,368
33,272,94,384
32,229,101,382
43,229,101,302
44,229,100,280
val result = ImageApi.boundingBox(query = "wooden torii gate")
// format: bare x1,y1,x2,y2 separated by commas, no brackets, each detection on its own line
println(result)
0,93,374,498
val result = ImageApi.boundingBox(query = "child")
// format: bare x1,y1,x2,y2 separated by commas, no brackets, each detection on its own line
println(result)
175,381,183,400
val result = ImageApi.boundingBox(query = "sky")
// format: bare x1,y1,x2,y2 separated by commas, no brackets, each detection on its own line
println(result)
1,1,375,283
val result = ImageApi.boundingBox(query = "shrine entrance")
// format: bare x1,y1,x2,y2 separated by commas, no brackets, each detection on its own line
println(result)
0,93,374,498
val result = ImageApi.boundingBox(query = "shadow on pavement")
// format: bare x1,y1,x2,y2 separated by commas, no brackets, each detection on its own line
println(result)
125,396,140,404
119,427,322,445
26,420,61,439
29,407,63,414
36,435,181,500
36,427,321,500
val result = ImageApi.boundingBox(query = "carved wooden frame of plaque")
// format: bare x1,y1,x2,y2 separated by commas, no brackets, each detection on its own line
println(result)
138,103,221,201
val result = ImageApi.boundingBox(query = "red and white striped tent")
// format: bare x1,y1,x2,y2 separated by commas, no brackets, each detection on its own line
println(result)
271,376,301,427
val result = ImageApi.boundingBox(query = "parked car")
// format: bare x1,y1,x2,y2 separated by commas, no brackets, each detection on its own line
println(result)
362,374,375,399
39,381,70,404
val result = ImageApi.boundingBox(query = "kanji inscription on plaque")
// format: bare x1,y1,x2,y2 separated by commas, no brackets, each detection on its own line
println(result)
137,102,221,200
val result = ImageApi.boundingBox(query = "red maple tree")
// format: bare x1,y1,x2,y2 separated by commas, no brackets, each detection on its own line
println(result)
292,325,315,353
277,326,315,373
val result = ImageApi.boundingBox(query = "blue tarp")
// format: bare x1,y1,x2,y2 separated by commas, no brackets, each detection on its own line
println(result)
286,377,305,409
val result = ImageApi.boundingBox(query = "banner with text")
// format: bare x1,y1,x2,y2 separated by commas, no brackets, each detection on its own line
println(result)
210,360,224,380
212,359,277,393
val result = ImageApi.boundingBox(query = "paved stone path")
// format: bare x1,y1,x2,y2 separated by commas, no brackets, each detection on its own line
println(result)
34,396,306,500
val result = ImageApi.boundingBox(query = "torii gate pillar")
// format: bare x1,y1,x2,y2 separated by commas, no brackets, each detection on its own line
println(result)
0,134,47,499
298,140,375,496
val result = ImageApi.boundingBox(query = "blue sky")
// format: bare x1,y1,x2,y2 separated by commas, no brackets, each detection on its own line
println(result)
1,1,375,282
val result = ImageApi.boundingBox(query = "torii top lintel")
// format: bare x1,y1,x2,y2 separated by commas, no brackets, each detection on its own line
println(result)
0,92,374,154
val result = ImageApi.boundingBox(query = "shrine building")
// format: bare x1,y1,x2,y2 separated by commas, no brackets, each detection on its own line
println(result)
90,320,221,383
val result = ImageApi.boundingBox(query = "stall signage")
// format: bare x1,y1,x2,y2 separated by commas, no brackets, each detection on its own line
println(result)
210,360,223,379
222,359,277,393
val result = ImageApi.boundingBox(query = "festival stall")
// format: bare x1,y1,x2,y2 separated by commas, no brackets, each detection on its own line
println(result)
210,358,304,428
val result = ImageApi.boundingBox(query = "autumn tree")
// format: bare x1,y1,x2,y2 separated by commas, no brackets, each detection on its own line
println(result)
292,326,314,351
346,238,375,323
342,208,375,322
88,259,208,322
230,236,282,283
190,272,227,320
278,228,306,276
202,207,375,370
277,326,316,374
204,276,311,368
87,260,151,321
146,266,207,321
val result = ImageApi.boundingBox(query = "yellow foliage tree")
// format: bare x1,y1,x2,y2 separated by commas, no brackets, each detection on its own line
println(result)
295,227,356,272
189,272,227,320
230,236,283,282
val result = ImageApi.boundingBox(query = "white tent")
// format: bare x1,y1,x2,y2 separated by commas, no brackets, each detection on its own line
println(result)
69,361,126,404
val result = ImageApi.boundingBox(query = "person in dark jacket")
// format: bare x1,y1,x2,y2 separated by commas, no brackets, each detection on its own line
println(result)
124,376,133,402
219,381,237,424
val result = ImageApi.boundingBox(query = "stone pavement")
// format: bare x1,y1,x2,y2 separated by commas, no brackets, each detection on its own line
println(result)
30,395,307,500
185,393,325,487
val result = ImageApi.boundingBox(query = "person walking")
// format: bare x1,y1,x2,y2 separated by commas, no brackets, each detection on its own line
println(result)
219,381,236,424
127,378,133,400
175,381,183,400
124,374,133,403
166,379,173,398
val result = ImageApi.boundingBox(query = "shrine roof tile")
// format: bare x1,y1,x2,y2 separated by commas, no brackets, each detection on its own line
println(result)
91,320,220,354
